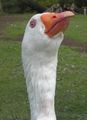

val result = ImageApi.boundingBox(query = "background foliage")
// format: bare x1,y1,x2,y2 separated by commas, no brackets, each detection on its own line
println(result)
0,0,87,13
1,0,58,13
75,0,87,7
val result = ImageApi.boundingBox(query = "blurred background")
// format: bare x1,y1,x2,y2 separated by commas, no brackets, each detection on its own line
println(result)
0,0,87,120
0,0,87,14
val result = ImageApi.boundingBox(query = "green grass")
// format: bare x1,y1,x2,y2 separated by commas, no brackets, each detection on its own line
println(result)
2,13,34,41
5,22,26,39
0,14,87,120
56,46,87,120
0,40,29,120
65,15,87,42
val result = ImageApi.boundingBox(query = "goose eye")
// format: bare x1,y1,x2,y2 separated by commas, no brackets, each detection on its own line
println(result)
30,19,37,28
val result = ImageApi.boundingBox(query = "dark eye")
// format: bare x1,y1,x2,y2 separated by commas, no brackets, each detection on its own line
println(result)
30,19,37,28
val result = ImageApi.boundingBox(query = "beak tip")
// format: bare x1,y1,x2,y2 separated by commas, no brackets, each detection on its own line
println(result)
64,11,75,17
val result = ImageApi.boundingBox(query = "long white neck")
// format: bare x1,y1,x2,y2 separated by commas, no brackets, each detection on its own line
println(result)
22,50,58,120
22,32,64,120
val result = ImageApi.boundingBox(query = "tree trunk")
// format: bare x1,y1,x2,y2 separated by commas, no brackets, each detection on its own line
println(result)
0,0,3,13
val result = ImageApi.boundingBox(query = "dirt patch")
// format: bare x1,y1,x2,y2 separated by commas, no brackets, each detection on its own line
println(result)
62,38,87,53
0,14,28,40
0,15,26,31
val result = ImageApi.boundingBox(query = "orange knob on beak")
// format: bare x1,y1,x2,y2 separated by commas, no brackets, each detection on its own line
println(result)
41,11,74,37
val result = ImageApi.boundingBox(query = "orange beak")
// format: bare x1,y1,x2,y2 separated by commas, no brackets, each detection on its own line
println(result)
41,11,74,37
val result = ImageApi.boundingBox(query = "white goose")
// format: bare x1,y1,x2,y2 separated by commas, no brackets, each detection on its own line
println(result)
22,11,74,120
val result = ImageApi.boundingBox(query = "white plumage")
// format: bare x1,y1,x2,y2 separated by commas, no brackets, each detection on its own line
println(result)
22,12,74,120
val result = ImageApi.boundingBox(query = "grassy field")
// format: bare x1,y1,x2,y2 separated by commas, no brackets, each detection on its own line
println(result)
0,14,87,120
65,15,87,42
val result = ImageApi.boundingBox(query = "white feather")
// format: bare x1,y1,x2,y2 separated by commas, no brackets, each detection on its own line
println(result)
22,13,64,120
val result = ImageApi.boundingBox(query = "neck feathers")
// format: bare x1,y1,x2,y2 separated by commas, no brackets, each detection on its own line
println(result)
25,59,57,120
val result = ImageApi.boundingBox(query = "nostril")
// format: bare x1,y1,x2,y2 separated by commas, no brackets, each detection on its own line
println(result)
52,15,57,19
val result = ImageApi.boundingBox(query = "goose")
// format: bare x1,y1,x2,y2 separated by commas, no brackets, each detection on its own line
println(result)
22,11,74,120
